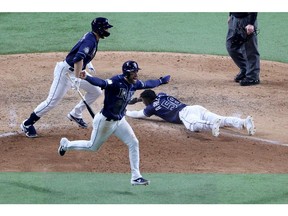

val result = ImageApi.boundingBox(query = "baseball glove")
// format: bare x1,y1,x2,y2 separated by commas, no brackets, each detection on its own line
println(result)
128,97,142,105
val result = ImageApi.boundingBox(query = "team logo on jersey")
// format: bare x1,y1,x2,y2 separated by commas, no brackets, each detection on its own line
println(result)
84,47,90,54
118,88,134,101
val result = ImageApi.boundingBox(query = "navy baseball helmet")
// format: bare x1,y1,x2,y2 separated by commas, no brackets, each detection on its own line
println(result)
91,17,113,38
122,60,141,76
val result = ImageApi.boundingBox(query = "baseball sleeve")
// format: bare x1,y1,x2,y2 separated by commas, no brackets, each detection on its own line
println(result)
126,110,147,118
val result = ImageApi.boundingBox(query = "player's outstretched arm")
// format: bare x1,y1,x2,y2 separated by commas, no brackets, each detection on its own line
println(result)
143,75,171,88
80,71,107,89
126,110,147,118
128,97,143,105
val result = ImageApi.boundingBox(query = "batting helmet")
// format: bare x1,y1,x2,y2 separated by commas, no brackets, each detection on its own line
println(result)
122,60,141,76
91,17,113,38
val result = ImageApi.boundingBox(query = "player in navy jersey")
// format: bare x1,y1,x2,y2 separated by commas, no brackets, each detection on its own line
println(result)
20,17,112,138
58,60,170,186
126,90,256,137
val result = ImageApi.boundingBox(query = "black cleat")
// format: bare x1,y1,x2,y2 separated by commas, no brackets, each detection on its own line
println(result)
58,137,68,156
20,120,38,138
131,177,150,186
67,114,88,128
240,78,260,86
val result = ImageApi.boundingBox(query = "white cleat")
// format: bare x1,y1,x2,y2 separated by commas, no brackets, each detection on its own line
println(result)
212,119,221,137
244,116,256,136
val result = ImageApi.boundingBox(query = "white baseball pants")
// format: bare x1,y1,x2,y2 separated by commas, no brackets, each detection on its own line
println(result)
33,61,102,118
179,105,244,132
62,113,142,181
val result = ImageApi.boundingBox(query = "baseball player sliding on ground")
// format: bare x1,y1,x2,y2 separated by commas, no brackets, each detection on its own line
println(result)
58,61,171,186
126,90,256,137
20,17,113,138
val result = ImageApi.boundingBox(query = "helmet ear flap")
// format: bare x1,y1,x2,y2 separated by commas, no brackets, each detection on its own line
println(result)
91,17,113,38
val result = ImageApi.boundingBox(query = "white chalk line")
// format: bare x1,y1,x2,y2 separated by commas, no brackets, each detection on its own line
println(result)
221,130,288,147
1,125,287,147
0,131,19,138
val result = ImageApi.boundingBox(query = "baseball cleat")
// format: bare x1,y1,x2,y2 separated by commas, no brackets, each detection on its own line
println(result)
20,120,38,138
244,116,256,136
58,137,68,156
131,177,150,186
67,114,88,128
212,118,221,137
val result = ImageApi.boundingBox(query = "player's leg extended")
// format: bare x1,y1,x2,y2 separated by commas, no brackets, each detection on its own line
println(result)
114,117,142,181
21,62,71,137
203,111,244,129
34,62,71,117
61,113,116,151
180,106,215,131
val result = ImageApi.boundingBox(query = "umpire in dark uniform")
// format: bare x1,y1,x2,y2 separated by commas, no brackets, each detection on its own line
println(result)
226,12,260,86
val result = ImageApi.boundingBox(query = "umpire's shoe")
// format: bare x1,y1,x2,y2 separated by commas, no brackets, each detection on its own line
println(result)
131,177,150,186
234,71,246,83
239,78,260,86
20,120,38,138
58,137,68,156
67,113,88,128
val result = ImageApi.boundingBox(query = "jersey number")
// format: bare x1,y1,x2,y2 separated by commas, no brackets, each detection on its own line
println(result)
161,97,181,111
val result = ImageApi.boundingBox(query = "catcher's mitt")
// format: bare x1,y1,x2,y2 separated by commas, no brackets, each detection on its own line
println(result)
128,97,142,105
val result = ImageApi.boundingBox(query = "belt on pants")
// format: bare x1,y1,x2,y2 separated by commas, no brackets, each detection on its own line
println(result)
63,60,74,72
101,112,117,121
105,118,117,122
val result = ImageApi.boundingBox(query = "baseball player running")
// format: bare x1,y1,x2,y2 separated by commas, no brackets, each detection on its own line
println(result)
20,17,113,138
58,61,171,186
126,90,256,137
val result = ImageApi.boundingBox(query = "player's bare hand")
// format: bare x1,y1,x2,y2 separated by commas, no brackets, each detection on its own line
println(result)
79,70,87,79
72,78,81,90
245,24,255,35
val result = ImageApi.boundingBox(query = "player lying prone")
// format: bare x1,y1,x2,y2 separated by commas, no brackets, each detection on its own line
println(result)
126,90,256,137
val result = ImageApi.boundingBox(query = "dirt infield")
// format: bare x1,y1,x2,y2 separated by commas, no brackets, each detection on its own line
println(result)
1,52,288,173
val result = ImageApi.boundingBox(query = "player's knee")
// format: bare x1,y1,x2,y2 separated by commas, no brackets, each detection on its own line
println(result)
188,122,201,132
126,138,139,148
87,140,101,151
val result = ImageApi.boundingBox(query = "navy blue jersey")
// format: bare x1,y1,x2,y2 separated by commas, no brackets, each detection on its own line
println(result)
85,74,163,121
65,32,98,70
143,93,187,124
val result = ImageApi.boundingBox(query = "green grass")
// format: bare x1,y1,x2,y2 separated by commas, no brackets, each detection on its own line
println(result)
1,173,288,204
0,12,288,62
